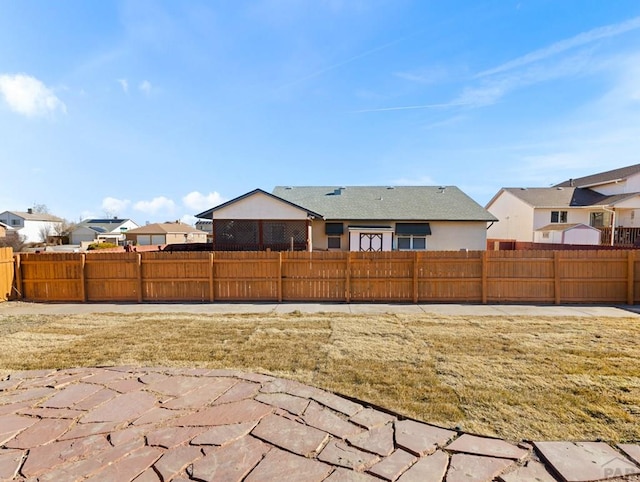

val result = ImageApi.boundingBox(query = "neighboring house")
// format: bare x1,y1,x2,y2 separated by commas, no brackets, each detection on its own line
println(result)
0,222,7,239
125,222,208,246
70,218,139,245
486,163,640,245
0,209,63,243
195,219,213,242
195,186,497,252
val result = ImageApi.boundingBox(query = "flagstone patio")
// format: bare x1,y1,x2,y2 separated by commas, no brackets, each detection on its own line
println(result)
0,367,639,481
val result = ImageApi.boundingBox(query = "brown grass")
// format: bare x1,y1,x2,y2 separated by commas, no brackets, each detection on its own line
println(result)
0,312,638,442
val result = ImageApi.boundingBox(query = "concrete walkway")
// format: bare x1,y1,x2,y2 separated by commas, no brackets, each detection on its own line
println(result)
1,367,639,482
1,300,638,317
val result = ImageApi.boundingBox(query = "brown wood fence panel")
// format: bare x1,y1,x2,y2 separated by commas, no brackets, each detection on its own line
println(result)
0,247,14,301
558,250,628,303
86,252,139,301
213,251,279,301
141,252,211,301
419,251,483,302
19,253,84,301
282,251,347,301
9,250,640,304
350,252,414,302
486,250,555,303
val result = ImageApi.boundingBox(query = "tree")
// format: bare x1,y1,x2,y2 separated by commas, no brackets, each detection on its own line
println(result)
53,219,78,239
0,233,26,252
31,203,49,214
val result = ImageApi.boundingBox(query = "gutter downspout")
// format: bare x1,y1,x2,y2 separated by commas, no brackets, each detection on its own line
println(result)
601,206,616,246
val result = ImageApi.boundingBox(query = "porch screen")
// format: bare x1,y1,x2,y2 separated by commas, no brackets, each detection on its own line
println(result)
213,220,307,251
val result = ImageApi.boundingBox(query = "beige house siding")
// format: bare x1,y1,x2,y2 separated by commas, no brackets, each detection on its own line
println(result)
486,191,535,241
311,219,487,251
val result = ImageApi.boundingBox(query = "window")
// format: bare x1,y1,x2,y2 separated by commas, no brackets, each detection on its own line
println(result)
327,236,341,249
590,211,611,228
397,236,426,250
551,211,567,223
542,232,550,239
11,219,20,226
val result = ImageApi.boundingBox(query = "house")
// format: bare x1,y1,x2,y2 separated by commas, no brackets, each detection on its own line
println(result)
70,218,139,246
195,186,497,252
487,163,640,245
124,222,208,246
0,209,63,244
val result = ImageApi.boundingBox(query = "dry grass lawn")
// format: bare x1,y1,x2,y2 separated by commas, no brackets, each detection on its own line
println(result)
0,311,638,443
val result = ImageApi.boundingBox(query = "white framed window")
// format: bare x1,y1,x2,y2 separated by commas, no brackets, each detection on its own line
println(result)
397,236,426,250
542,232,550,239
551,211,567,223
327,236,341,249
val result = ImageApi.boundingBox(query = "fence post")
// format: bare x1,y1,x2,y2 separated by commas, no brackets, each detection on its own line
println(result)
345,252,351,303
481,250,488,304
278,252,283,303
554,251,561,305
14,254,23,300
209,252,215,302
413,251,419,303
137,253,143,303
80,254,87,302
628,250,635,305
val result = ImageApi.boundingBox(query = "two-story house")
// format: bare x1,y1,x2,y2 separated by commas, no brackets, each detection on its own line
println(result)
486,164,640,246
0,209,63,244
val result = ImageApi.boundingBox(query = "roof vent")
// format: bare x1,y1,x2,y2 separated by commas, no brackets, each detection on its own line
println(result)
387,186,395,189
285,186,292,190
333,188,342,195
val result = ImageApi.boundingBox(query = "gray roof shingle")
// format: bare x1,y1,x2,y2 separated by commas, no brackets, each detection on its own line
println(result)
555,163,640,188
272,186,497,221
501,187,639,208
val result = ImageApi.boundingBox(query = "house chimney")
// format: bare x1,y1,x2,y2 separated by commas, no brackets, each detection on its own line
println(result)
27,208,33,214
569,178,574,187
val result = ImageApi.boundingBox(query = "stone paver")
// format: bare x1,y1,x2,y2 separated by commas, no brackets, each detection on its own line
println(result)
534,441,640,482
446,453,514,482
367,448,417,481
498,459,560,482
251,413,329,456
0,366,634,481
244,447,332,482
318,439,381,471
395,419,457,456
397,450,449,482
618,444,640,465
446,433,528,461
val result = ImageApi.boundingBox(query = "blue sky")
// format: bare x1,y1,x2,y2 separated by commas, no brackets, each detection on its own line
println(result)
2,1,640,224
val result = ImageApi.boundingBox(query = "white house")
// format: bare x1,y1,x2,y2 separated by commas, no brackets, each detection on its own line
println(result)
0,209,63,244
486,163,640,246
196,186,497,252
70,218,139,245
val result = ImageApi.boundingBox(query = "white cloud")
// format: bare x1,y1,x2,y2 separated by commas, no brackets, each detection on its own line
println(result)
139,80,152,95
182,191,226,212
117,78,129,93
134,196,176,214
0,73,66,117
180,214,198,226
101,197,131,214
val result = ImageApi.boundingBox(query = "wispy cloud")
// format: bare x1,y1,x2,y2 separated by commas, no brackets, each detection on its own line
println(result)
394,66,449,85
139,80,152,95
182,191,226,212
117,78,129,93
477,16,640,78
348,101,471,113
0,74,66,117
102,197,131,215
134,196,176,214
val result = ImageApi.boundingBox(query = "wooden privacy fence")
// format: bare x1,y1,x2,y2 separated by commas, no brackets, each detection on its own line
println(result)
10,249,640,304
0,247,14,301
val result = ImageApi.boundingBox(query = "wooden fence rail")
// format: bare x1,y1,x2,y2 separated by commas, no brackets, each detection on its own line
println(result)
10,250,639,304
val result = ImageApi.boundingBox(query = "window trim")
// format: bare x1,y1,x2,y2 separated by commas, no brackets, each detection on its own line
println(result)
396,235,427,251
551,210,568,223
